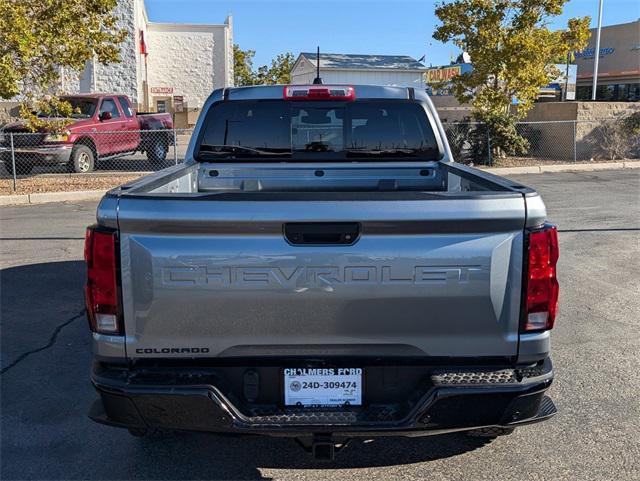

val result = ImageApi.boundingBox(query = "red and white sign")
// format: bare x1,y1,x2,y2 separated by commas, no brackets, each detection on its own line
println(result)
426,66,462,84
150,86,174,95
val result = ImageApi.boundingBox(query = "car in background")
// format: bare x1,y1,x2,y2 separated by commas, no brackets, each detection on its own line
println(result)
0,93,173,174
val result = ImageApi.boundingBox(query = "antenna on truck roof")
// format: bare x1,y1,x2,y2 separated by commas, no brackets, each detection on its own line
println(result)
313,46,323,85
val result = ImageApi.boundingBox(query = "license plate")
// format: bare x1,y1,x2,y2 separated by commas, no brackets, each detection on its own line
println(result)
284,368,362,407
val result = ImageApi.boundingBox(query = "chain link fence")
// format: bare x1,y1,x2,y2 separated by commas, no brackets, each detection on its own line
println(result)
0,128,194,190
443,119,640,166
1,120,638,192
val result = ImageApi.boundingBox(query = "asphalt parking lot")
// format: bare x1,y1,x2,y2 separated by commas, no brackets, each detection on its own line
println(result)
1,169,639,481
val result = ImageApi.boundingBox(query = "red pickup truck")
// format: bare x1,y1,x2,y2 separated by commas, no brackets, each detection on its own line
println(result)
0,93,173,174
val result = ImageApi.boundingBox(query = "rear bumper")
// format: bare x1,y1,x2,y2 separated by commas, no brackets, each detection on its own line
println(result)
0,144,73,165
89,358,556,437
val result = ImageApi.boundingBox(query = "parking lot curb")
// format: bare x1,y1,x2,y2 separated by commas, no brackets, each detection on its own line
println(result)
0,190,106,206
483,166,541,175
28,190,106,204
540,162,625,173
484,160,639,175
0,194,31,206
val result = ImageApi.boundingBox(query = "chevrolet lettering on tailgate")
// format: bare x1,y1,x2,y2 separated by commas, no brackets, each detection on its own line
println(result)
162,265,483,288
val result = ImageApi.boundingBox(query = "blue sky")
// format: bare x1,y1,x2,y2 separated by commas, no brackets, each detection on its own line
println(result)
145,0,640,68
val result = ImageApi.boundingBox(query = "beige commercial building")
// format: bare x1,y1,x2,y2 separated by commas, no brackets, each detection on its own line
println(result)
574,20,640,101
291,53,427,88
60,0,233,120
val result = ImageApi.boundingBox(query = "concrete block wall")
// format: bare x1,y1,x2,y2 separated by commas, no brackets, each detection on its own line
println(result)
525,102,578,122
575,101,640,121
94,0,139,102
523,101,640,160
10,0,232,114
575,102,640,160
146,24,217,110
59,0,138,103
134,0,149,108
436,100,640,161
430,96,472,123
224,15,234,87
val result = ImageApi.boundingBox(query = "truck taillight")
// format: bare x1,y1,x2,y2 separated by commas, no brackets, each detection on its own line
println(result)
524,224,559,331
84,226,121,334
283,85,355,101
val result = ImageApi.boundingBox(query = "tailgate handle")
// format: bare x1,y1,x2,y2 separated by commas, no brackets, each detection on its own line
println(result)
284,223,360,245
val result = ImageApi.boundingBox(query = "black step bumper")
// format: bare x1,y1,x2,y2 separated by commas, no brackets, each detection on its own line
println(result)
89,359,556,437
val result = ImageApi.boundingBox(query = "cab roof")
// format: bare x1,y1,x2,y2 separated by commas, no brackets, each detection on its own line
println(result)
221,84,429,102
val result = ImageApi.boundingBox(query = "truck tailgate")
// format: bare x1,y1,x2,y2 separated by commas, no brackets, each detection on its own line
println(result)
118,195,525,359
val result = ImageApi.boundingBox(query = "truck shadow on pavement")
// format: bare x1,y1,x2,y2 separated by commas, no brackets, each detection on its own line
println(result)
1,260,490,480
130,431,492,473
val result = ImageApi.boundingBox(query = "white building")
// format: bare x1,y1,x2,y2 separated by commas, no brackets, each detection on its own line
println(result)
291,53,427,88
62,0,233,113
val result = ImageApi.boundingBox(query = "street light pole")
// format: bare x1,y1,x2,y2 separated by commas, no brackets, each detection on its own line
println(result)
591,0,604,100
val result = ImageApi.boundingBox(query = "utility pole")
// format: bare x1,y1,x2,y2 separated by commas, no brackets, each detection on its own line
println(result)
564,52,570,101
591,0,604,100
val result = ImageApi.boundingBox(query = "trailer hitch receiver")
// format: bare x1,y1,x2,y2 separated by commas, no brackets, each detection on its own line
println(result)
296,435,350,461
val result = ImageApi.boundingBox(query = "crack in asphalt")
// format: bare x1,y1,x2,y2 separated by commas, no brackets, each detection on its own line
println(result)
0,310,86,375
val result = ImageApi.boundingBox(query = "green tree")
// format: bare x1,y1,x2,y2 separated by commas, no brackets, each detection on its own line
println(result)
433,0,590,157
233,44,257,86
255,52,295,85
233,45,294,86
0,0,126,129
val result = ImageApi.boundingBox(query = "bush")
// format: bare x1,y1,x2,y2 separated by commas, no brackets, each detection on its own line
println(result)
444,113,538,166
621,111,640,135
477,112,530,160
444,122,472,162
585,113,640,160
467,123,491,165
621,112,640,159
443,120,491,165
516,124,543,157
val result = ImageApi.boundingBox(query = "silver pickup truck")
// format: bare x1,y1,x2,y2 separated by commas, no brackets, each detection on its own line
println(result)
85,84,559,460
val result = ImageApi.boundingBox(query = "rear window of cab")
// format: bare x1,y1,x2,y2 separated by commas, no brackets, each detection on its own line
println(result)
195,100,440,162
